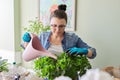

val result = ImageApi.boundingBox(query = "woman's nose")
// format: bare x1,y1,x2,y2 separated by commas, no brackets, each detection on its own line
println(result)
56,27,61,31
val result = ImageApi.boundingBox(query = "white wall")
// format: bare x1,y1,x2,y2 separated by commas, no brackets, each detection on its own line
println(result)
0,0,22,64
76,0,120,68
20,0,39,31
20,0,120,68
0,0,14,51
0,0,15,63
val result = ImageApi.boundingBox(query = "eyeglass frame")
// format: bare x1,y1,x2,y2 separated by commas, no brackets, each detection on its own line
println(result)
50,24,66,29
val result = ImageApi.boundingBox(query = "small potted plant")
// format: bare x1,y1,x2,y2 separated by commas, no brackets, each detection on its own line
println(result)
0,57,8,72
23,17,50,35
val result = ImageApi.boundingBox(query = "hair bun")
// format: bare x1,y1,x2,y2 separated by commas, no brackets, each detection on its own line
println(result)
58,4,67,11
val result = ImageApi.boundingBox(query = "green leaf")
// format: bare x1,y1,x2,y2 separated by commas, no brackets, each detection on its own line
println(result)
23,17,50,35
33,52,92,80
0,57,8,72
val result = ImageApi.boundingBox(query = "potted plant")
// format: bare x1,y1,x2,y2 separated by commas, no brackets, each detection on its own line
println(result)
24,17,50,35
0,57,8,72
33,52,91,80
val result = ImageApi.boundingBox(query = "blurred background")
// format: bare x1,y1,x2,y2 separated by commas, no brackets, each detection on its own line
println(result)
0,0,120,69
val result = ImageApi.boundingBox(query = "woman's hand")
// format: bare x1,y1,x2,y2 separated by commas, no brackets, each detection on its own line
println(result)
66,47,94,58
22,32,31,42
66,47,88,55
21,32,37,49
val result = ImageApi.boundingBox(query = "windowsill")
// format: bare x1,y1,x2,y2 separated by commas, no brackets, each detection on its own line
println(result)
0,50,15,63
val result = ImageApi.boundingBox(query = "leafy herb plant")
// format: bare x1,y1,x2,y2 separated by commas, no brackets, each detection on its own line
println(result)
0,57,8,72
24,17,50,35
34,52,91,80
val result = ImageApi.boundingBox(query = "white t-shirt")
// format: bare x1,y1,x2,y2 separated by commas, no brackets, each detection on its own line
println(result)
48,44,63,56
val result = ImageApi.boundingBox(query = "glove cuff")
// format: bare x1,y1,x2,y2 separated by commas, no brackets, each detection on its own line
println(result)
82,48,88,55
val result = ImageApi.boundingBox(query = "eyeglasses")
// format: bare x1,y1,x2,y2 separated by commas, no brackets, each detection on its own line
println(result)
50,24,66,29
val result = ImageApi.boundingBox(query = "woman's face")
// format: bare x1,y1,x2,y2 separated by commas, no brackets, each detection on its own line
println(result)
50,17,66,36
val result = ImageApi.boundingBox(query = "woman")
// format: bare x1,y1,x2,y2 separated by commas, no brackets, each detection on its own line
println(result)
22,4,96,59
